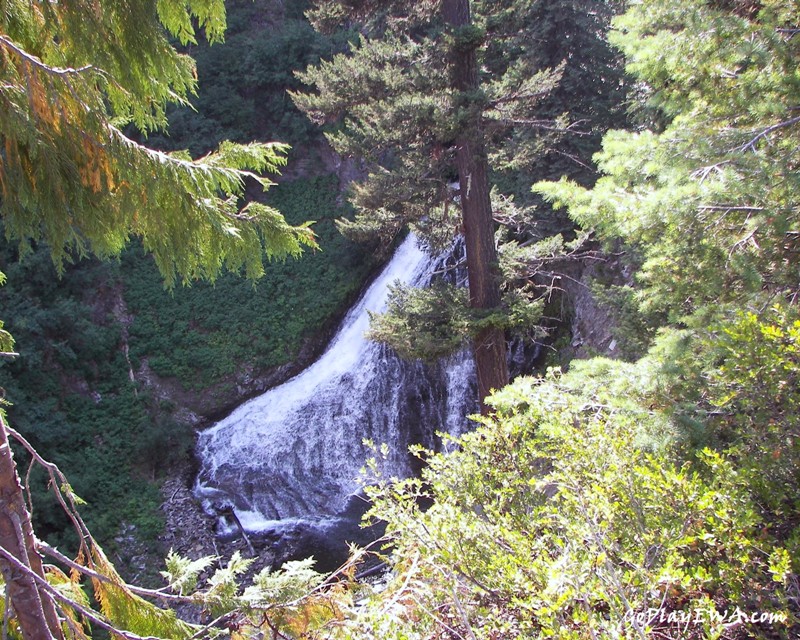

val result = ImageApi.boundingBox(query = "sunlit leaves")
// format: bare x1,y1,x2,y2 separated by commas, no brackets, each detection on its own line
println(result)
161,550,217,596
0,0,317,287
351,363,797,638
536,0,800,324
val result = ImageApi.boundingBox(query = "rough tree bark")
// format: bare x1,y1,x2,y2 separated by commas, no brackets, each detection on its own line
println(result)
443,0,509,410
0,415,63,640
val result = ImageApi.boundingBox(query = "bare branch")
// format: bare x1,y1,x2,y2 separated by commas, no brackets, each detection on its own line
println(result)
735,115,800,152
697,205,765,211
188,611,239,640
6,426,94,560
38,543,194,604
551,148,596,173
486,116,591,136
487,89,551,108
691,160,732,183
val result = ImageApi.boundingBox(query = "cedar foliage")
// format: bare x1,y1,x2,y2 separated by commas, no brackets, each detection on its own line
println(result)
0,0,317,286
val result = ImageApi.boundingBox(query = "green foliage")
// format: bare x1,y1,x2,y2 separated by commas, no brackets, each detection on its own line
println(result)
348,364,798,638
0,1,317,286
367,282,473,361
297,1,627,367
154,551,346,638
368,280,545,361
123,176,371,387
0,176,370,551
295,2,568,249
535,0,800,325
145,1,353,156
243,558,324,607
161,550,217,596
690,307,800,518
479,0,626,186
0,321,14,354
0,242,175,549
588,282,661,361
203,551,255,617
330,3,800,637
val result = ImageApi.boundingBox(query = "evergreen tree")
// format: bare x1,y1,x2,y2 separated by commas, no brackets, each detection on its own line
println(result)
0,2,317,637
536,0,800,325
319,2,800,636
0,0,316,285
293,0,593,406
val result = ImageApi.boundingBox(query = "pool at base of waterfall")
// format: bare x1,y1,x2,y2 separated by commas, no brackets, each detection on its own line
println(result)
214,492,385,573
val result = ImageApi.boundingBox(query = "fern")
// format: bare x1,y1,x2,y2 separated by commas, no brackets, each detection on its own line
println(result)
161,550,217,596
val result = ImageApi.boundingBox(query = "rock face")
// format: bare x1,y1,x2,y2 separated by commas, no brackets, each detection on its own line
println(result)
564,260,619,359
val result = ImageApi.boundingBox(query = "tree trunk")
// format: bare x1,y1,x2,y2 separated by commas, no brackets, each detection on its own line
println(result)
443,0,509,410
0,415,63,640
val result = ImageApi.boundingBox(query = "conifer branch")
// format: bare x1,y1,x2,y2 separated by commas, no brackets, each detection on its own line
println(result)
735,114,800,152
0,36,95,76
37,544,194,605
697,205,765,211
5,425,94,559
0,545,164,640
485,116,590,135
187,611,239,639
487,89,551,108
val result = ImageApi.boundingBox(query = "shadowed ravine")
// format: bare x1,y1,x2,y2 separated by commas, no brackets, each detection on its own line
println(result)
193,235,477,564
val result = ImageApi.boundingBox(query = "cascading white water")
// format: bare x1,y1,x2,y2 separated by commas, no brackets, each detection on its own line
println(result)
194,235,477,536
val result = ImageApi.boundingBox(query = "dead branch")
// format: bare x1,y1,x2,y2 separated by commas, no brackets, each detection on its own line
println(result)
735,114,800,152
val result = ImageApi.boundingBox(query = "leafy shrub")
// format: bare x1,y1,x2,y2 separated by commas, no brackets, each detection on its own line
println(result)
348,359,798,639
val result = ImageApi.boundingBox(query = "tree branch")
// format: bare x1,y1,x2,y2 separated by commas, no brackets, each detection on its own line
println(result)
37,543,194,604
6,426,94,560
0,36,95,77
0,545,163,640
735,115,800,152
487,89,551,108
697,205,765,211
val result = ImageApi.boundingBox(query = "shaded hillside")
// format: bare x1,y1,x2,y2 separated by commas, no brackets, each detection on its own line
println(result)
0,175,371,561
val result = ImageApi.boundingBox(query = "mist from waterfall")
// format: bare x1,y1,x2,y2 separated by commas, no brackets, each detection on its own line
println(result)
194,235,477,535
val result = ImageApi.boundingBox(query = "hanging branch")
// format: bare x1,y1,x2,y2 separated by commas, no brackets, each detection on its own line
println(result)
0,545,162,640
5,425,94,561
37,543,194,605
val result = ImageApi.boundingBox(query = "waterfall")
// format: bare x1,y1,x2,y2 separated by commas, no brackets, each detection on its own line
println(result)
194,235,478,539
